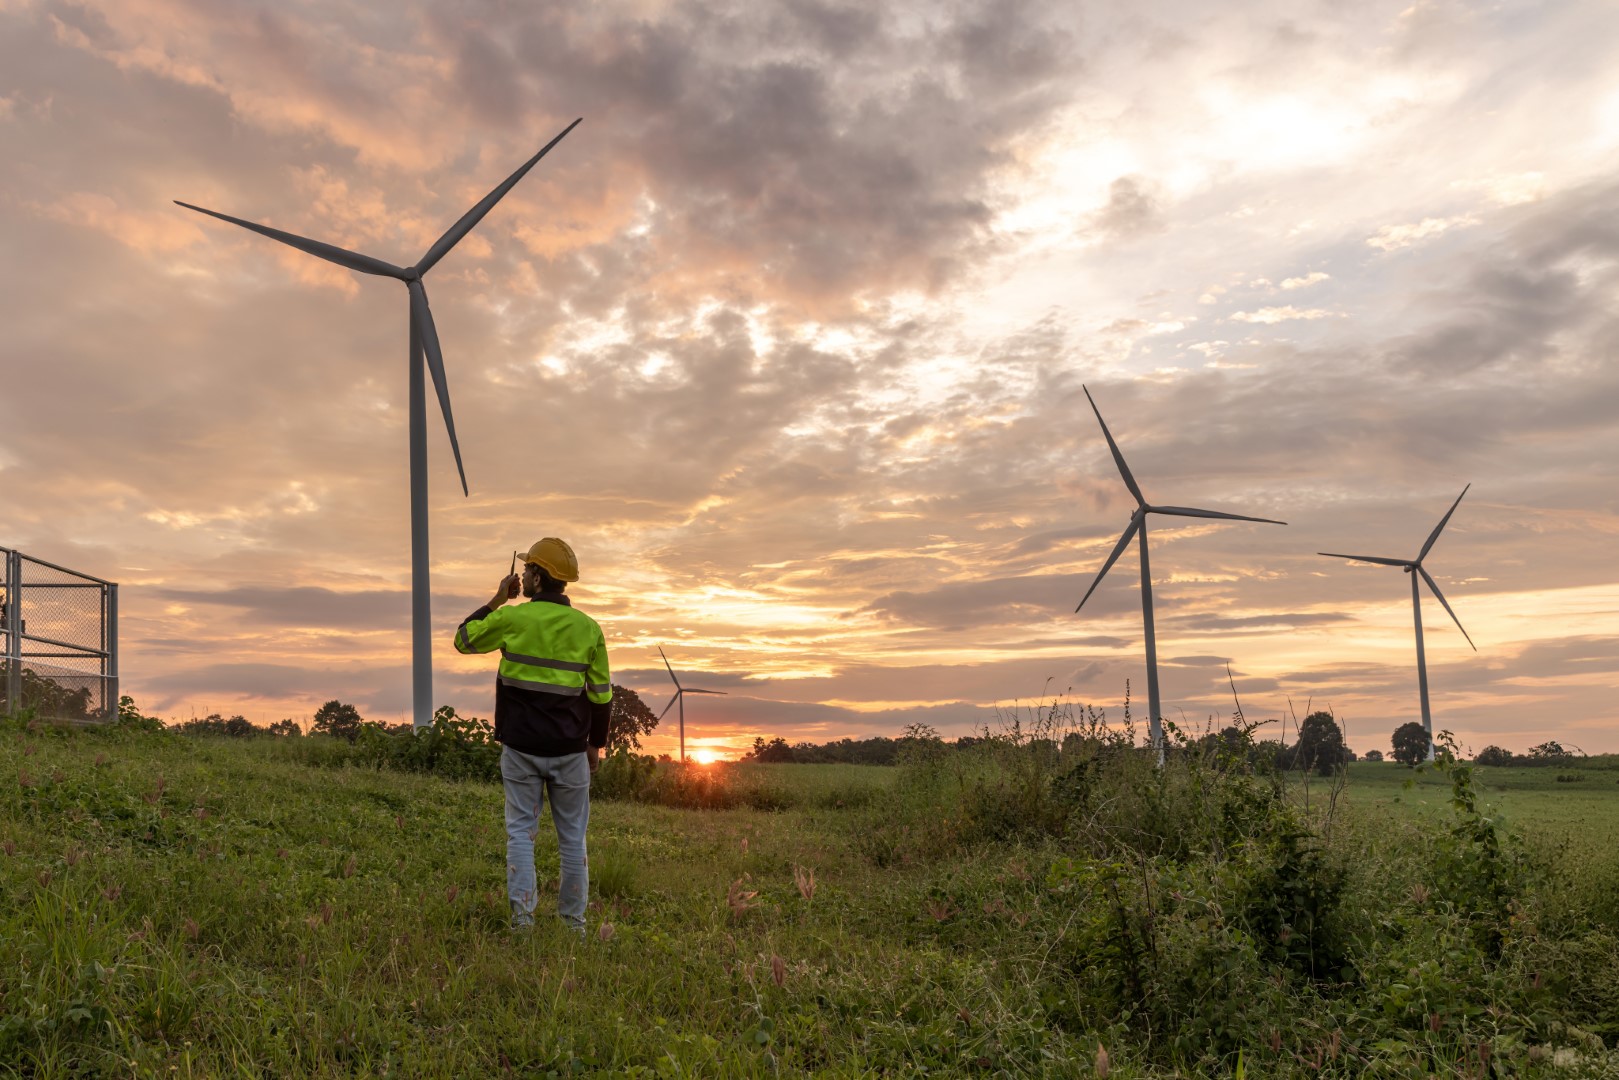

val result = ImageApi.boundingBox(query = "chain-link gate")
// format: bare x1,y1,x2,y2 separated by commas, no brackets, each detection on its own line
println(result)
2,547,119,723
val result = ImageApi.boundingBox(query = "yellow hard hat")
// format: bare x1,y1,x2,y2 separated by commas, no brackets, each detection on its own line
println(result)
516,537,579,582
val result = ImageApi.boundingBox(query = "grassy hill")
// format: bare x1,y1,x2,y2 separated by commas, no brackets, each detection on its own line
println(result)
4,718,1619,1077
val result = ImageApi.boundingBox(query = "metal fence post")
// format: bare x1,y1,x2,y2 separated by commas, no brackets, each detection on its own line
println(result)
5,549,20,714
107,583,120,719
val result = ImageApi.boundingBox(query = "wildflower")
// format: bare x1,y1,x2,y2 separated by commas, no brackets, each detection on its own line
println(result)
599,922,616,943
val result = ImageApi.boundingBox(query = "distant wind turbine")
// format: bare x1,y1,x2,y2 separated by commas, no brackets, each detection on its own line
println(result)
1319,485,1477,762
658,646,727,764
1074,385,1286,757
177,119,582,729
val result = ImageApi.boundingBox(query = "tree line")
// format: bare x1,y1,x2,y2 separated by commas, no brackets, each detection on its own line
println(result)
114,691,1602,773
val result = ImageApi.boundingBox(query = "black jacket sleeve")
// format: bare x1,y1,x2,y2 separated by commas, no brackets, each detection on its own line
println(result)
589,695,612,749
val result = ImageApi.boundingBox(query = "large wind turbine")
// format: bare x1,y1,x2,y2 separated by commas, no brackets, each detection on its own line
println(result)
1074,385,1286,755
1319,485,1476,762
177,119,582,729
658,646,727,764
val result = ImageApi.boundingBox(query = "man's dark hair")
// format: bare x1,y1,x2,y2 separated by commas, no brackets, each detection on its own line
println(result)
537,566,567,593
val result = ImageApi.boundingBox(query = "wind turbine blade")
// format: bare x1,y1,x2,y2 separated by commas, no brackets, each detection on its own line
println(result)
1318,552,1411,568
174,201,409,279
1152,505,1287,525
1076,511,1142,613
1418,566,1477,651
1082,385,1145,507
658,693,680,721
1418,484,1471,563
658,646,681,688
408,281,468,496
416,118,583,274
685,689,727,696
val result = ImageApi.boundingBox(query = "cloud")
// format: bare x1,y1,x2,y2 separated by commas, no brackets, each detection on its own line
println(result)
151,586,409,628
4,0,1619,752
1229,306,1335,324
1366,215,1478,252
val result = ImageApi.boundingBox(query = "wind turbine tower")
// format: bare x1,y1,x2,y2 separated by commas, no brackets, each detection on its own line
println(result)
177,119,582,728
1319,485,1477,762
658,646,727,764
1074,385,1286,756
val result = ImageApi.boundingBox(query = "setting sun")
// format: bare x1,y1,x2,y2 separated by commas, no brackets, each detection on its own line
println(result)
690,749,722,765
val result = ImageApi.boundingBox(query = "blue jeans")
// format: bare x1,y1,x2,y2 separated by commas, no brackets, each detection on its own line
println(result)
500,746,590,931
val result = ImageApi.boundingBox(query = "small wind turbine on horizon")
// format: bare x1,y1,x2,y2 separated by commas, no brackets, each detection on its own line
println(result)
1319,485,1477,763
1074,385,1286,757
176,119,582,729
658,646,727,764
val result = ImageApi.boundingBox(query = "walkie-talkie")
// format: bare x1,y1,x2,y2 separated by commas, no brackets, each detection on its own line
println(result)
508,551,520,599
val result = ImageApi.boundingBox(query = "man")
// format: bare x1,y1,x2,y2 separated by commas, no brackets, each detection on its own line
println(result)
452,537,612,933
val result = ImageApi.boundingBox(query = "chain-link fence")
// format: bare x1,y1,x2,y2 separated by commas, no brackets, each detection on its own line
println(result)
2,547,119,723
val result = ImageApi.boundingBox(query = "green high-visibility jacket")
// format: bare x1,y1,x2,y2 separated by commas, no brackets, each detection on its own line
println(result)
453,593,612,756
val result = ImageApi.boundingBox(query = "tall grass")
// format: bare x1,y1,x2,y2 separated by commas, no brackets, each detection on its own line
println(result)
4,708,1619,1077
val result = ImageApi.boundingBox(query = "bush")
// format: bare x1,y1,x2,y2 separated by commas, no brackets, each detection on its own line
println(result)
1476,744,1514,766
116,696,165,733
848,712,1619,1072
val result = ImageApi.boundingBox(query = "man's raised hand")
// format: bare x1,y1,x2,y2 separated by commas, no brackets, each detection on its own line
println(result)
488,573,520,609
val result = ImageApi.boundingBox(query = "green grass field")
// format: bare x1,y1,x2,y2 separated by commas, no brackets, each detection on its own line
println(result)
5,723,1619,1077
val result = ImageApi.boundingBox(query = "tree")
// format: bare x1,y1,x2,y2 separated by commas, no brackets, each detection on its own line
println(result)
1475,745,1512,767
1363,749,1384,762
607,684,659,751
268,718,303,738
312,700,365,742
1294,711,1348,775
1391,722,1430,766
1527,740,1572,761
747,736,796,763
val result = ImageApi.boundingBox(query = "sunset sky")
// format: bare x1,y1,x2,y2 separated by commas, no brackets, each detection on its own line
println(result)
4,0,1618,757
